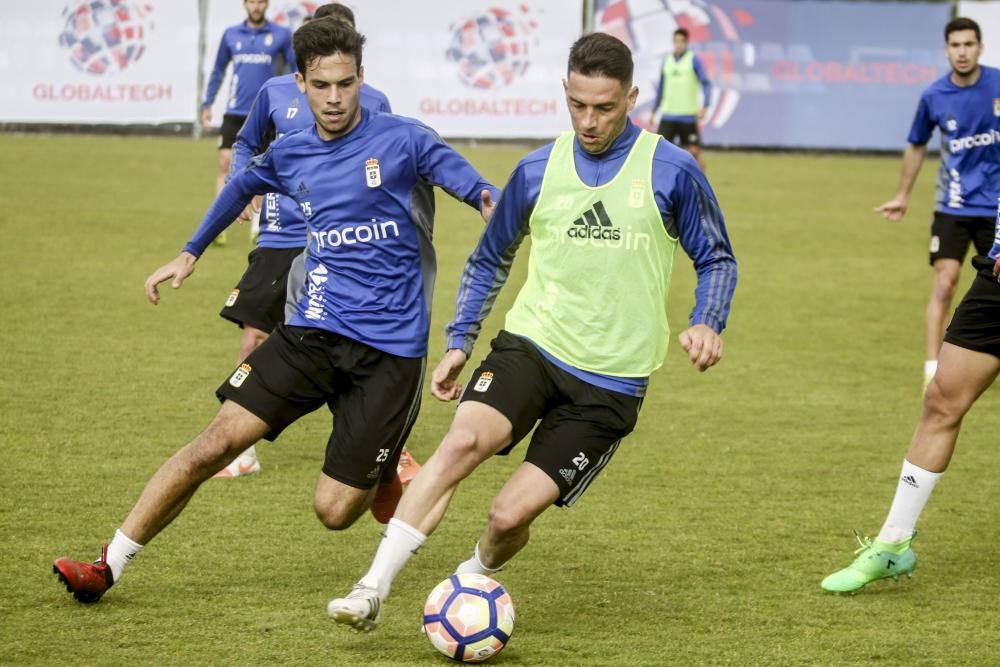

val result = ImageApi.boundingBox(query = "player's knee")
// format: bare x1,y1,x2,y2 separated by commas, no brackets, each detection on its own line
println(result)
922,377,968,426
486,500,530,538
933,271,960,300
313,500,359,531
437,426,483,466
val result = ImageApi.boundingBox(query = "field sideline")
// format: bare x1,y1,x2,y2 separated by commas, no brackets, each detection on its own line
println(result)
1,133,998,665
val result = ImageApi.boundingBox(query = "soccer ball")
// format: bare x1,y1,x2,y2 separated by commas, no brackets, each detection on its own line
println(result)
422,573,515,663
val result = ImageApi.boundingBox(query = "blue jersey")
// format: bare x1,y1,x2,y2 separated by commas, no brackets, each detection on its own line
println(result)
986,202,1000,261
184,109,498,358
907,65,1000,217
446,120,737,396
232,76,393,249
202,20,294,117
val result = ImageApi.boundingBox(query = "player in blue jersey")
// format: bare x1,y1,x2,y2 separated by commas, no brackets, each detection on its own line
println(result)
874,17,1000,390
646,27,712,172
201,0,294,246
822,20,999,592
214,2,398,482
52,19,498,605
329,32,737,632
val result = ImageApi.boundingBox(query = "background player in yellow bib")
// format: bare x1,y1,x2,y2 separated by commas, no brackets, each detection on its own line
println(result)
329,32,737,631
647,27,712,172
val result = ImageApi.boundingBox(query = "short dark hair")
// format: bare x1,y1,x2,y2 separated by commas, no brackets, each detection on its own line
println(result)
567,32,633,86
945,17,981,43
313,2,355,27
293,17,364,74
673,27,689,40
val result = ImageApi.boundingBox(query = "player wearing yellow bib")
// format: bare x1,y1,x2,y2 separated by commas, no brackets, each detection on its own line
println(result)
328,32,737,631
647,27,711,172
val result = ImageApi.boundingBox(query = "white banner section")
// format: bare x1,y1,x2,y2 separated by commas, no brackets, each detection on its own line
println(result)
957,1,1000,68
353,1,582,138
0,0,199,123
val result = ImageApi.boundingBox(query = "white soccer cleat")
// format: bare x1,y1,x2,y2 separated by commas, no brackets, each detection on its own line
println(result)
213,454,261,479
328,583,381,632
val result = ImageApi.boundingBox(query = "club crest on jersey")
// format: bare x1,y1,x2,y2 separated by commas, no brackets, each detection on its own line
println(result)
229,363,252,388
994,98,1000,117
365,158,382,188
265,34,273,47
629,178,645,208
225,288,240,307
473,371,494,392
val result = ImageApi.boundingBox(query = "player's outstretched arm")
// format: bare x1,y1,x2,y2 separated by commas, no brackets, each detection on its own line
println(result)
144,252,197,305
430,349,469,401
875,143,927,222
678,324,723,372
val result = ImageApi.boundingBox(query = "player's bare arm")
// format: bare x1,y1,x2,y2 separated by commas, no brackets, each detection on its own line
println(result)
875,143,927,222
431,349,469,401
678,323,723,372
144,252,198,305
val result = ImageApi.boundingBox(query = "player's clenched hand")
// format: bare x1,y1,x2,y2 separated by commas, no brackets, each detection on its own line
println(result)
480,189,497,224
874,197,908,222
993,256,1000,283
144,252,197,305
678,324,723,372
236,195,262,224
431,349,469,401
200,107,212,130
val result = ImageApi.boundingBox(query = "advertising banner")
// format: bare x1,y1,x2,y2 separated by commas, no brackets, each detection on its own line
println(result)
352,0,582,138
957,1,1000,68
0,0,200,124
597,0,952,150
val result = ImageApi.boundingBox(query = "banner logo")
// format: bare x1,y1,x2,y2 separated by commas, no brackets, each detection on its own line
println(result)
446,6,538,90
272,2,319,32
58,0,154,75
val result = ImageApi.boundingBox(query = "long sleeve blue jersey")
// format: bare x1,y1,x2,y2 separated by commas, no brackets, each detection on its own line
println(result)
446,120,737,395
907,65,1000,217
202,20,295,117
231,75,393,249
651,53,712,123
184,109,498,358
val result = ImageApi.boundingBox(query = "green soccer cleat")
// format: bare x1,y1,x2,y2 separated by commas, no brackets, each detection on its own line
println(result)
821,532,916,593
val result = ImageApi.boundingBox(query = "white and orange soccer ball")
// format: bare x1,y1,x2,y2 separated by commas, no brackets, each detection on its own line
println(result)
422,573,515,663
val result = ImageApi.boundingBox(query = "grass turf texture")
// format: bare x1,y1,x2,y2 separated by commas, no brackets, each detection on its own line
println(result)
1,133,998,665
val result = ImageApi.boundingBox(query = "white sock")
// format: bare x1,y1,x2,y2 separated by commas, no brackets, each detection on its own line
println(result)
105,528,144,582
454,542,505,576
360,518,426,600
924,360,938,382
878,459,942,543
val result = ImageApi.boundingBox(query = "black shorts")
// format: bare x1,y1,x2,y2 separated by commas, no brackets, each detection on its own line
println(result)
929,212,994,265
657,119,701,147
943,256,1000,358
216,324,425,488
220,246,304,333
460,331,642,507
219,114,246,150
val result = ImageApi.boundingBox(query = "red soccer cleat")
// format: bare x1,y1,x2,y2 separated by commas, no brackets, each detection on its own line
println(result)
396,448,421,485
53,544,114,603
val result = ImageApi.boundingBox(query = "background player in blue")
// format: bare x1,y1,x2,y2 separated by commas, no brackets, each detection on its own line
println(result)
329,32,736,632
646,27,711,172
201,0,294,246
215,3,395,480
874,17,1000,390
822,201,1000,593
51,19,498,605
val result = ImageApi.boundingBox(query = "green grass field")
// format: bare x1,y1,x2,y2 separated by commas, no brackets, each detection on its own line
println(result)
1,133,998,666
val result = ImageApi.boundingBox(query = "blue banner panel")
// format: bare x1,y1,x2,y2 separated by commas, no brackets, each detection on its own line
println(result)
597,0,952,150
